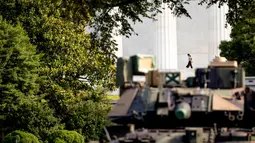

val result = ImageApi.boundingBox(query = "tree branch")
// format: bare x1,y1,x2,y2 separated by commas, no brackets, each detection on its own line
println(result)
100,0,139,8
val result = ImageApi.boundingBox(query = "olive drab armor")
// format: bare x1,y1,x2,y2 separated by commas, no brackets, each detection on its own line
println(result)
116,54,156,87
107,56,254,143
116,57,133,87
195,57,245,89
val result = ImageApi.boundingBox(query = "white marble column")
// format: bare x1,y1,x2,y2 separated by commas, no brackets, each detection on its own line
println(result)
155,3,178,70
112,30,123,58
208,4,231,62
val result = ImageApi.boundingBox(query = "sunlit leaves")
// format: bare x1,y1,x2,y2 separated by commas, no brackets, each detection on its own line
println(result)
0,16,40,97
0,16,62,140
220,2,255,76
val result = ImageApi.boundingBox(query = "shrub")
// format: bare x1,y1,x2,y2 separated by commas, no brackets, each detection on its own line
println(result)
2,130,39,143
48,130,84,143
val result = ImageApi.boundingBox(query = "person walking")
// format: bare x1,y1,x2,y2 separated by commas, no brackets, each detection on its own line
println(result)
186,54,193,69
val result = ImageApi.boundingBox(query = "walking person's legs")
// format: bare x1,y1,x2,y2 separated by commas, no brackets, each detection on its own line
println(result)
186,62,189,68
190,62,193,69
187,61,192,69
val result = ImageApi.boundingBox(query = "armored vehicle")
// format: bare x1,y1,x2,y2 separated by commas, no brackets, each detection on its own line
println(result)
106,55,255,143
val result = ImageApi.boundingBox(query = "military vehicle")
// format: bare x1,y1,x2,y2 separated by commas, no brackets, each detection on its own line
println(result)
104,55,255,143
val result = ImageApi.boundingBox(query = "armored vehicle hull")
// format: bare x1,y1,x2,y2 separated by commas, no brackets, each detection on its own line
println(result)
107,56,255,143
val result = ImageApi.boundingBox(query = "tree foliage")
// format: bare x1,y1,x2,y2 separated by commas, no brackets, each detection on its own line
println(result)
0,0,116,92
220,2,255,76
0,3,115,140
2,130,40,143
1,96,63,140
48,130,84,143
197,0,254,26
0,16,62,140
0,15,40,100
64,100,111,142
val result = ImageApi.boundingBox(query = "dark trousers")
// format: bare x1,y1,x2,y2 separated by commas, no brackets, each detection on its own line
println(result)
186,61,193,69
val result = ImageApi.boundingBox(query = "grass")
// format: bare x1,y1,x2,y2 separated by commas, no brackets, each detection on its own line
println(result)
106,95,120,101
